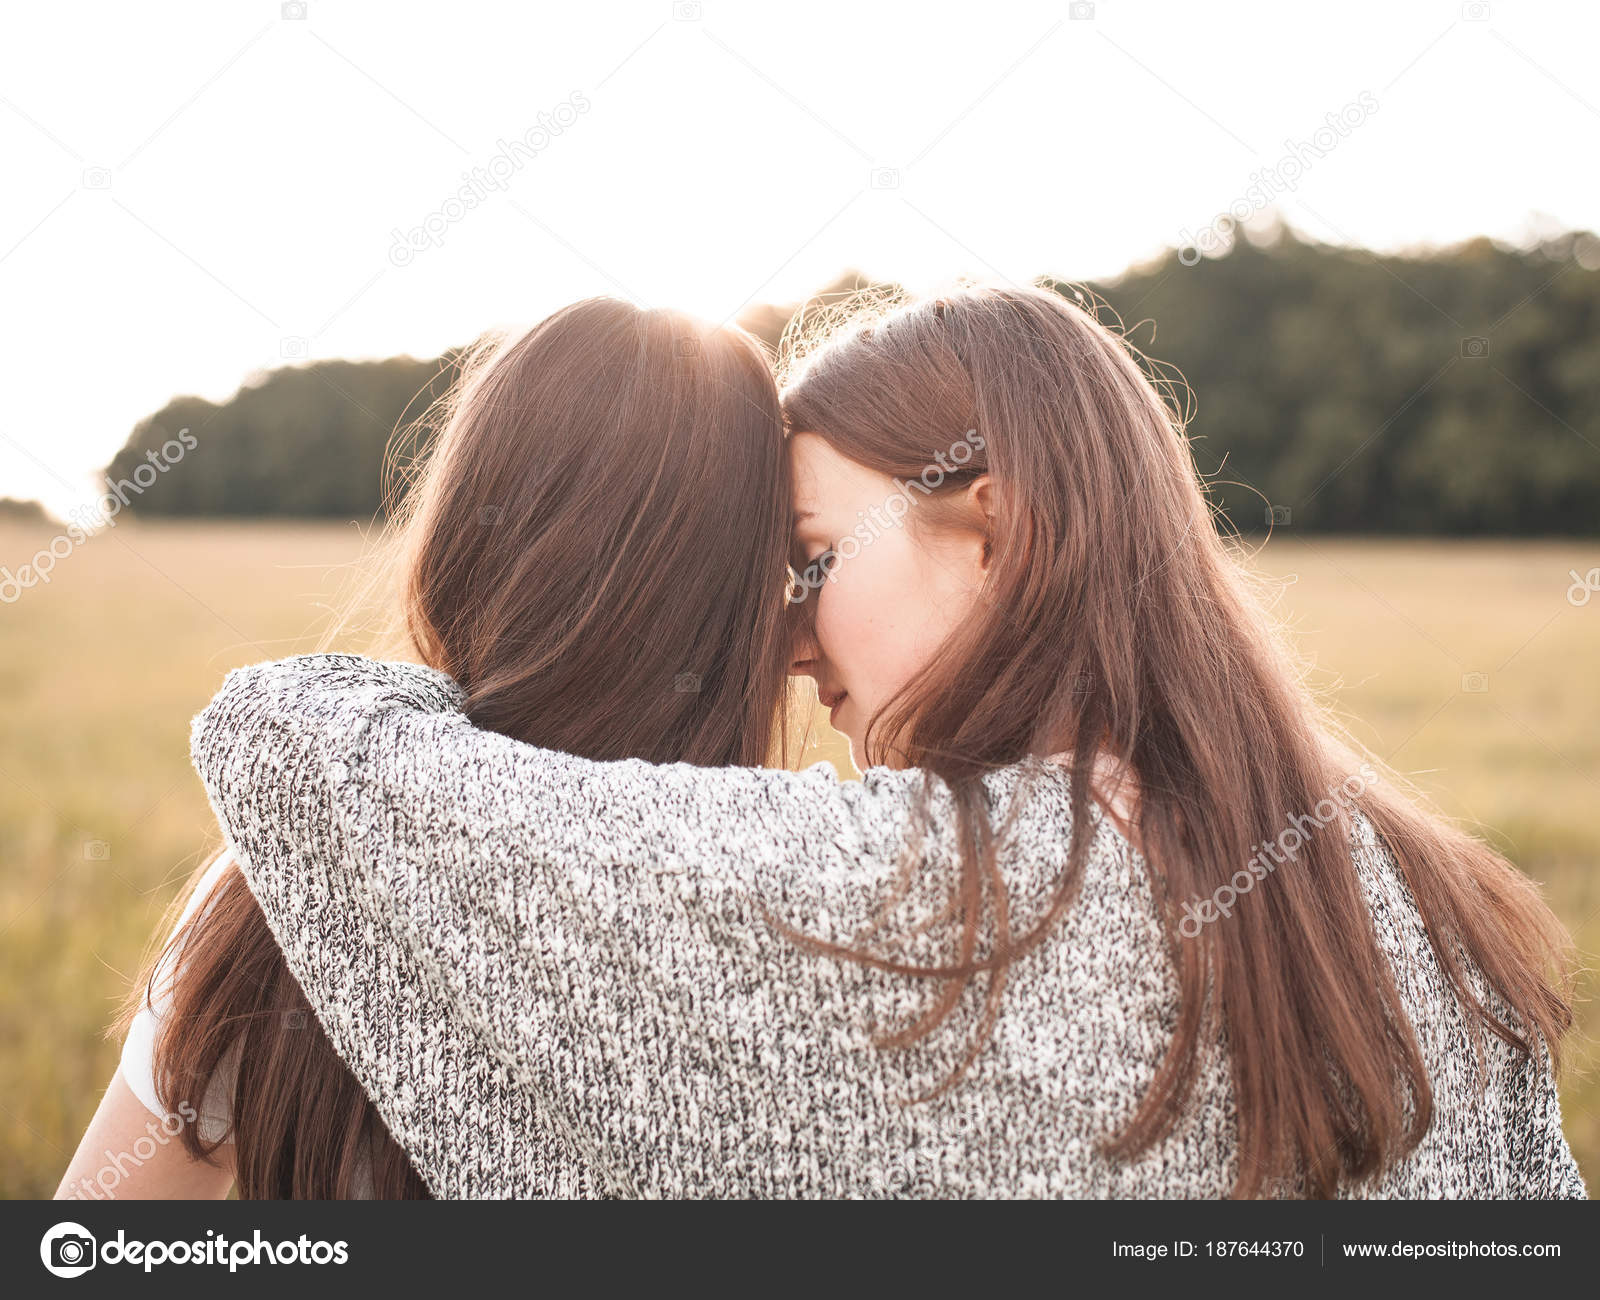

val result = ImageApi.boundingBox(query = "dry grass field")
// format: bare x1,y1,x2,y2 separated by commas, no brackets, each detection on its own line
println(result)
1,518,1595,1197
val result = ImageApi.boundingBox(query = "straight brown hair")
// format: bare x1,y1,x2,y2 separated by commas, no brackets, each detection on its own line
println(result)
126,298,794,1197
778,282,1575,1197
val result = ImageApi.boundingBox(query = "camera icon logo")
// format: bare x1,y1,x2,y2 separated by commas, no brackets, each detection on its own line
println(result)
41,1222,97,1278
1460,336,1489,359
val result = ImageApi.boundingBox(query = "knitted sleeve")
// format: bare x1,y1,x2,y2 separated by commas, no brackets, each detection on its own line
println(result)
187,653,1105,1197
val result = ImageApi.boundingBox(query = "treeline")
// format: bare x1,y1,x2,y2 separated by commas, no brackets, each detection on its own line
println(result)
1073,226,1599,535
106,354,465,518
0,498,52,524
104,226,1599,534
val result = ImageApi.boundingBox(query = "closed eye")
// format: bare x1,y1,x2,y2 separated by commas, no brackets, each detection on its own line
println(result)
800,550,838,587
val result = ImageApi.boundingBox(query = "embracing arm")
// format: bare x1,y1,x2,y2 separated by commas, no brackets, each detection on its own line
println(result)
186,654,1027,1195
188,654,937,919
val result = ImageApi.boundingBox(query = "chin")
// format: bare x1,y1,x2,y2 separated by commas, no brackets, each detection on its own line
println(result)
844,725,879,770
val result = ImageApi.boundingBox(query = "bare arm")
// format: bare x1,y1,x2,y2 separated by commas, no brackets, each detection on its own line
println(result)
56,1071,233,1200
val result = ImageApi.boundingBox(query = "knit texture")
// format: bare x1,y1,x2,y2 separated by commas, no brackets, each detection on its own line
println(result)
190,654,1587,1199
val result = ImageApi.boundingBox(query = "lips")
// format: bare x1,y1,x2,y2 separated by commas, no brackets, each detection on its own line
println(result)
818,687,848,711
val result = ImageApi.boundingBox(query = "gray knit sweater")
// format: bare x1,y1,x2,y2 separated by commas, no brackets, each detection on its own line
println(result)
190,654,1587,1199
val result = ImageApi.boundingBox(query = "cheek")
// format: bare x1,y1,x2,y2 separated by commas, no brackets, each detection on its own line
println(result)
813,535,939,696
813,577,876,668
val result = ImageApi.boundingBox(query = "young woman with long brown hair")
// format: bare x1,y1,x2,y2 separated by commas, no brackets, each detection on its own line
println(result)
57,297,796,1198
138,284,1583,1197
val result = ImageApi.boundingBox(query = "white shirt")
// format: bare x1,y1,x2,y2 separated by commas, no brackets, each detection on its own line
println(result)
119,851,377,1196
119,851,238,1144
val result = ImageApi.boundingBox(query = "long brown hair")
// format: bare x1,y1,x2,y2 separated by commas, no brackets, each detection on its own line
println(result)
128,298,794,1197
778,282,1575,1197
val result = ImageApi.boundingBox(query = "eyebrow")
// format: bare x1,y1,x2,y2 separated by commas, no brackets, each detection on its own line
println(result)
793,510,818,524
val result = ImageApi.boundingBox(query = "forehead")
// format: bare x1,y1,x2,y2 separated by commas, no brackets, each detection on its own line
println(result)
789,432,875,518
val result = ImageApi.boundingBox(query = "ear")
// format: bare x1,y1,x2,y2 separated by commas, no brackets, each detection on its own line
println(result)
964,475,995,568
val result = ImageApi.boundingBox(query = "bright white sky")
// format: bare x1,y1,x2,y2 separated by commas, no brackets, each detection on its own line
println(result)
3,0,1597,518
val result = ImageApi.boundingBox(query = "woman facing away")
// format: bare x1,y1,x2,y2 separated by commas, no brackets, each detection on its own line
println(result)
58,297,799,1198
104,284,1586,1198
